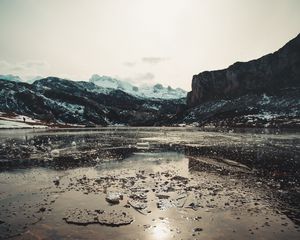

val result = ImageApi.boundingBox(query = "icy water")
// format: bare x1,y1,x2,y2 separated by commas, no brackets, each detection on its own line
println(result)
0,127,299,239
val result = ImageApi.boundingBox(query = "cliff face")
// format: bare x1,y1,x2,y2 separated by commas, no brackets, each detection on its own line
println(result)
187,34,300,107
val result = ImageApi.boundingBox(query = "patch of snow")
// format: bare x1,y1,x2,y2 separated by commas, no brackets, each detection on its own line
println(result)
0,120,47,129
142,103,160,110
260,94,271,105
0,112,42,123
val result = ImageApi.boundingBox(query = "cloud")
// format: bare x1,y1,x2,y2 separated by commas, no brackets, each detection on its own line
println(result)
24,60,49,69
123,61,136,67
119,72,155,85
142,57,169,64
137,72,155,81
0,60,50,79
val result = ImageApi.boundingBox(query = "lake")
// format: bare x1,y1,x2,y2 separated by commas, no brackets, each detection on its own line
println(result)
0,127,299,239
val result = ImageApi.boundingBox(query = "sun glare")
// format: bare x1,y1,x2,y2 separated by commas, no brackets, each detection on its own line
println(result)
151,222,171,240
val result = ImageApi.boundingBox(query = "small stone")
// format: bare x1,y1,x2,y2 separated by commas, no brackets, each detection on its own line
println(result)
194,227,203,232
39,207,46,212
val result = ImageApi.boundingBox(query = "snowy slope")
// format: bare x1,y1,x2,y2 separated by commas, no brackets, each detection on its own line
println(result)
89,74,186,99
0,112,47,129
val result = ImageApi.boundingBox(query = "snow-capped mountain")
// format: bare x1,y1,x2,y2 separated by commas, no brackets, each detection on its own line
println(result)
89,74,186,99
0,77,185,126
0,75,44,84
0,73,187,100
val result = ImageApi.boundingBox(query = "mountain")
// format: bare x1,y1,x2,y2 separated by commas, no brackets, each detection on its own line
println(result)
26,76,43,84
1,34,299,128
0,73,187,100
175,34,300,128
0,77,185,126
90,74,187,99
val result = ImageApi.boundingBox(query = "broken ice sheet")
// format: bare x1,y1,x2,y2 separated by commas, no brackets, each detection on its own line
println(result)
63,208,134,227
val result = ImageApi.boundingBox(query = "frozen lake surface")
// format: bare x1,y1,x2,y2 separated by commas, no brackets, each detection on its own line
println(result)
0,127,299,239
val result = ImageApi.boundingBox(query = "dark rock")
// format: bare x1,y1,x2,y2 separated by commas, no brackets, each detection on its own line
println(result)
38,207,46,212
187,34,300,107
194,227,203,232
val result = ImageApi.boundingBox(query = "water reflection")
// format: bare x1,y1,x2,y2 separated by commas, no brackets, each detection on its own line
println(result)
0,128,299,239
150,221,171,240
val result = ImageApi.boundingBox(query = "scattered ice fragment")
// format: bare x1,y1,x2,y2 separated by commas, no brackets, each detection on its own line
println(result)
105,192,123,204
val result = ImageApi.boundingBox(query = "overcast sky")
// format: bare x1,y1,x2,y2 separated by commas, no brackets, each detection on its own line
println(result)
0,0,299,90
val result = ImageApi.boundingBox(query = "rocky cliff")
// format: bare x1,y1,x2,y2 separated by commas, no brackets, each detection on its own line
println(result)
175,34,299,128
187,34,300,107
